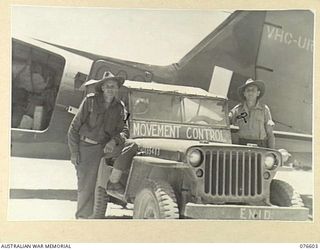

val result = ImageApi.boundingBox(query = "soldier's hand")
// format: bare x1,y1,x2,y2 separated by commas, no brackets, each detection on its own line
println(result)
104,139,116,153
71,152,80,165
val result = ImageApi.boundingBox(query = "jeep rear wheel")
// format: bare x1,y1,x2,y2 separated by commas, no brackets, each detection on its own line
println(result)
133,180,179,219
270,179,304,207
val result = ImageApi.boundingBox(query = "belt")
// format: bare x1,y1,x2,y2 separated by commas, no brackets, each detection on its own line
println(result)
80,135,99,145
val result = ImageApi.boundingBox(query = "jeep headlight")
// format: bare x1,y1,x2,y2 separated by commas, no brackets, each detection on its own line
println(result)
187,149,203,167
264,153,276,169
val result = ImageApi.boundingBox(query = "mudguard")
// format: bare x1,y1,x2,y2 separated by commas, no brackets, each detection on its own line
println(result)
124,156,188,201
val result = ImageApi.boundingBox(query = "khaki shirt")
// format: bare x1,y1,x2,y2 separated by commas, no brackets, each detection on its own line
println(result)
229,101,274,140
68,94,129,154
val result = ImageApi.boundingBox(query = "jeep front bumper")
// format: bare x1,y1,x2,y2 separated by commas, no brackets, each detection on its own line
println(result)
184,203,309,221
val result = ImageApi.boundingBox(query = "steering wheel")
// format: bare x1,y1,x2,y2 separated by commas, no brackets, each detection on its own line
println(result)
133,99,149,115
187,115,213,125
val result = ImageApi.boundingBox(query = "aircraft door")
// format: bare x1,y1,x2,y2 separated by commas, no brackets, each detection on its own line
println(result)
11,39,66,131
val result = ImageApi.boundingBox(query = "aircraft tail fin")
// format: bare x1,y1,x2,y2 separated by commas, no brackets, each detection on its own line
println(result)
172,11,267,91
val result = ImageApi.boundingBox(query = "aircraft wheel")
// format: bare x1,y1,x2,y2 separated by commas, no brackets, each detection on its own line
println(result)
270,179,304,207
133,180,179,219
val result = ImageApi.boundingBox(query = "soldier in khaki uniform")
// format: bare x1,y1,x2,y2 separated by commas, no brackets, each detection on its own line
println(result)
229,79,275,149
68,72,137,219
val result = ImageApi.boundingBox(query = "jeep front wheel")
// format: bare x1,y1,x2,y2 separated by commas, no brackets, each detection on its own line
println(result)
133,180,179,219
270,179,304,207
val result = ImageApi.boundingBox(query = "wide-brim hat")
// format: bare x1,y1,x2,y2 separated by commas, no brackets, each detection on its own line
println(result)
84,71,125,90
238,78,265,100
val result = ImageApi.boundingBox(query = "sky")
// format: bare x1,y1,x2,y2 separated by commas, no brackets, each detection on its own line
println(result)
12,6,230,65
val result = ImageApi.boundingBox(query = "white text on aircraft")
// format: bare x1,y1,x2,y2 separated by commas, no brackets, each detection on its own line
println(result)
266,25,313,52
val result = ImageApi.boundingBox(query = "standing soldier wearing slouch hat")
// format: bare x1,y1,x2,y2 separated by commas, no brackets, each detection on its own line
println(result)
68,72,137,219
229,78,275,149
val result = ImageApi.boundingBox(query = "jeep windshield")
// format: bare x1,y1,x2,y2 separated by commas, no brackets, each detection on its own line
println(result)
130,91,227,127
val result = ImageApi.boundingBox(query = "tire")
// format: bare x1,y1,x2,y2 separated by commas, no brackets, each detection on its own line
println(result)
91,186,108,219
270,179,304,207
133,180,179,219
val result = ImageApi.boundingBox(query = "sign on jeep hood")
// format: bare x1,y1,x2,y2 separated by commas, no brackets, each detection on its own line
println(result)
131,120,231,143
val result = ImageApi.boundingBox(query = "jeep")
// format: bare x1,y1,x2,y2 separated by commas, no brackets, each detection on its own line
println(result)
89,79,308,220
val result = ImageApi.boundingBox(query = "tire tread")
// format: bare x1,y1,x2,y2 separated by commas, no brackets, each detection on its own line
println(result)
133,179,179,219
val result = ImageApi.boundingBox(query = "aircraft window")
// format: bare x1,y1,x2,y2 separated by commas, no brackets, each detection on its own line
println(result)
11,41,65,131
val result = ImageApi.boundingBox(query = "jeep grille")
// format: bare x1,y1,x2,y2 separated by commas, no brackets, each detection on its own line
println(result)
204,150,263,197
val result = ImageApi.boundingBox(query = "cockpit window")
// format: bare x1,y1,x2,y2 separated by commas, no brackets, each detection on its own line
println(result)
131,91,227,126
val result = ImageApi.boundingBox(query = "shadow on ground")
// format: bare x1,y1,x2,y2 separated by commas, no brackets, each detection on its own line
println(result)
10,189,77,201
10,189,313,220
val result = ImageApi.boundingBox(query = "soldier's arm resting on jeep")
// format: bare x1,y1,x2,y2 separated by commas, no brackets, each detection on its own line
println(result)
112,105,130,146
266,123,275,149
228,107,237,125
112,122,129,145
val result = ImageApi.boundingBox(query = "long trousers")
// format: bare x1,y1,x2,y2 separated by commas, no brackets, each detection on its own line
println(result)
75,140,138,219
113,140,138,171
75,141,104,219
